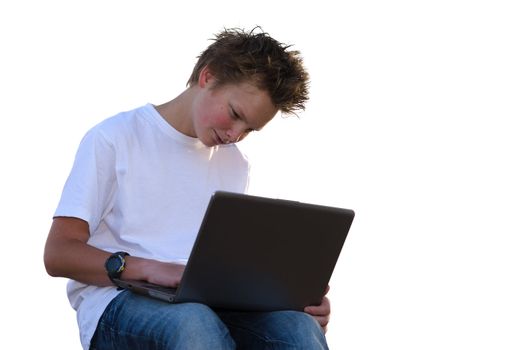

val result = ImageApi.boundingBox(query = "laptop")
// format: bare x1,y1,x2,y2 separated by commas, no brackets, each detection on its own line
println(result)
113,191,354,311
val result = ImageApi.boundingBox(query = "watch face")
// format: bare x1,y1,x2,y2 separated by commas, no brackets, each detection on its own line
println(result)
106,255,124,275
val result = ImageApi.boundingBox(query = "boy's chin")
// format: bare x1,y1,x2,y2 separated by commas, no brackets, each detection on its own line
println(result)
199,136,218,147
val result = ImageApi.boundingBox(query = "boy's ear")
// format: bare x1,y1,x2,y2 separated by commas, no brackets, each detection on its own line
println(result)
198,65,215,88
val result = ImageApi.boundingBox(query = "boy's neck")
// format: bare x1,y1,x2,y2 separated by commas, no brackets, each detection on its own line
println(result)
155,87,197,138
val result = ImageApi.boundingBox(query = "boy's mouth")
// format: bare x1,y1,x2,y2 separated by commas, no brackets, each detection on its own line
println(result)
213,129,230,145
213,129,228,145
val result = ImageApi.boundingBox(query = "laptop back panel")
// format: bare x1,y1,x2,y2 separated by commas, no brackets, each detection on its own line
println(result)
176,191,354,311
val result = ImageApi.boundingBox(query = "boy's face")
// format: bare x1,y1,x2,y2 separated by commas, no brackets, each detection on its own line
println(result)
192,68,278,147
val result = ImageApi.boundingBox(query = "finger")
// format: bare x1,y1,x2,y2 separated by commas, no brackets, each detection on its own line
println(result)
310,314,330,334
311,315,330,328
304,309,330,318
324,285,330,295
304,305,329,316
305,297,330,315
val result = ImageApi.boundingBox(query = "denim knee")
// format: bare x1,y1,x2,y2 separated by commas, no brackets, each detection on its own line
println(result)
161,303,235,349
218,309,328,350
277,311,328,349
92,293,235,350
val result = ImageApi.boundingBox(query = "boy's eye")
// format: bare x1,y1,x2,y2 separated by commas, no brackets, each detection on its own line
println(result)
230,105,257,134
229,107,239,120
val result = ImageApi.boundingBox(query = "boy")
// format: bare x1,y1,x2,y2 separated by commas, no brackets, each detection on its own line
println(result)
44,27,331,349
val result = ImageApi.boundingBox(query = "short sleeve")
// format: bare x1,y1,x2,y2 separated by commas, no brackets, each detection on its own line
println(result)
54,126,117,233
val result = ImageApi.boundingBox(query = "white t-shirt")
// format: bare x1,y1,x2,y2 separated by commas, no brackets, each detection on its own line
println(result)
54,104,250,349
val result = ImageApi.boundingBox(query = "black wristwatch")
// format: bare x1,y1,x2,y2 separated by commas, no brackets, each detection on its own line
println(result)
105,251,130,281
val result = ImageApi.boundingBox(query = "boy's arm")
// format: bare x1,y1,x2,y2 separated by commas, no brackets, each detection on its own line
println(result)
43,216,184,287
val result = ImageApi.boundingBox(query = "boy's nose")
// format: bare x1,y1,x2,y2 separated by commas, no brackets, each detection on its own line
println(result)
226,124,246,143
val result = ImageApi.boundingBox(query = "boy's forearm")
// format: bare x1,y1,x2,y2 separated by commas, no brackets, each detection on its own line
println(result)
44,217,185,287
44,235,115,286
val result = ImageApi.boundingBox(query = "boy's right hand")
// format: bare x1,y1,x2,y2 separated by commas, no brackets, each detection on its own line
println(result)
124,257,185,288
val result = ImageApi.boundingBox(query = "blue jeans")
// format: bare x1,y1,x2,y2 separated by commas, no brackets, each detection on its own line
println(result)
90,290,328,349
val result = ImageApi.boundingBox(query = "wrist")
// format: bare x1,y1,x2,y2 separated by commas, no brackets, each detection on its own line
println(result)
120,255,149,281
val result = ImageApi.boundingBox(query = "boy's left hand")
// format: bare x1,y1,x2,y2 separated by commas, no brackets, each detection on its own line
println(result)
304,285,331,333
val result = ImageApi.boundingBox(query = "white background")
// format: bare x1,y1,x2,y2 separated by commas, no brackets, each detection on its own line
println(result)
1,1,527,349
